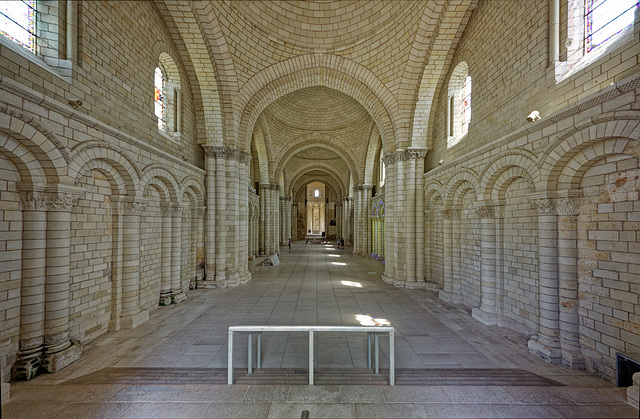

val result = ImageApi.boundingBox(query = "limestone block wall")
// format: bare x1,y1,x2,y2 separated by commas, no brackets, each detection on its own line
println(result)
0,1,206,382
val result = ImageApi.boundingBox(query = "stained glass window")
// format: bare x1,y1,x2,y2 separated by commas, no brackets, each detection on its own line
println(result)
0,1,36,53
585,0,638,53
460,75,471,135
155,65,166,131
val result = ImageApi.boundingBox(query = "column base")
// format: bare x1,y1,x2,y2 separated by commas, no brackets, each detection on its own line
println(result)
121,310,149,329
405,281,426,290
42,340,82,373
171,291,187,304
11,354,41,381
472,307,498,326
239,272,252,285
159,294,172,306
1,379,9,405
439,289,453,302
195,280,219,289
225,271,241,287
381,274,394,285
528,335,562,364
561,349,585,369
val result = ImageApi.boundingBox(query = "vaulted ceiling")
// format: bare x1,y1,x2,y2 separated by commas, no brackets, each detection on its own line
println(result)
156,0,477,198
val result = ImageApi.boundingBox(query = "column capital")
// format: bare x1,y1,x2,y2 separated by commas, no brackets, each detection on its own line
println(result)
111,197,148,215
530,198,556,215
441,208,461,219
19,184,84,212
405,147,428,161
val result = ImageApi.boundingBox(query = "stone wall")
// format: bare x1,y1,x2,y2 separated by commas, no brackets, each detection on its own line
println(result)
0,1,205,382
422,0,640,380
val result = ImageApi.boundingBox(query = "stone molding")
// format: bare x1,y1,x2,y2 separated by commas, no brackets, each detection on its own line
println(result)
556,198,579,215
475,204,495,219
530,198,556,215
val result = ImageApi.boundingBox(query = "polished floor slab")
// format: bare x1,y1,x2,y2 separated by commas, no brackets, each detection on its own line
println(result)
2,242,637,418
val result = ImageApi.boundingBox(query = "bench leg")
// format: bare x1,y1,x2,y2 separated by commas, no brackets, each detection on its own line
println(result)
309,331,314,385
228,330,234,384
248,334,253,374
374,334,379,374
257,333,261,369
389,330,395,385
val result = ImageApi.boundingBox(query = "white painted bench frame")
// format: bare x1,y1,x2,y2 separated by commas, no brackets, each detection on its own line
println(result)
227,325,395,385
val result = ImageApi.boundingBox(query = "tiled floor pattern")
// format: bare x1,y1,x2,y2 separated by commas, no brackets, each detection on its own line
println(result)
3,242,638,418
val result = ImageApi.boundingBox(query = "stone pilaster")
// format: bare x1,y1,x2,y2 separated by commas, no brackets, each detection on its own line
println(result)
215,148,227,284
259,184,268,256
273,185,280,255
238,153,251,284
472,202,498,325
159,204,172,305
556,195,584,368
528,197,562,364
171,204,186,303
439,208,462,303
13,190,47,380
203,146,216,283
196,206,206,282
381,151,396,285
42,185,84,372
119,198,149,329
225,152,240,287
362,185,372,255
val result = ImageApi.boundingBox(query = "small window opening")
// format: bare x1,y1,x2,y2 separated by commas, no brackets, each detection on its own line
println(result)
0,1,37,53
314,189,320,197
155,65,166,131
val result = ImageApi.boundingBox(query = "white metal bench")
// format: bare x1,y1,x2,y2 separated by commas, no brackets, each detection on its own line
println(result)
227,325,395,385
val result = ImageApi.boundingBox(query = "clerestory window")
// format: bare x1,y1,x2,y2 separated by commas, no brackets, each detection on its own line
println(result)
155,65,167,131
447,62,470,149
0,1,36,54
585,0,638,53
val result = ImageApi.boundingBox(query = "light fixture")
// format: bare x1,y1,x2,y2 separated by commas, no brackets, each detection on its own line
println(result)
67,99,82,108
526,110,541,122
438,159,444,165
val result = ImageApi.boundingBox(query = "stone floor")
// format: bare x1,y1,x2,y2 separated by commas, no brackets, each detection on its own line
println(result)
2,242,638,418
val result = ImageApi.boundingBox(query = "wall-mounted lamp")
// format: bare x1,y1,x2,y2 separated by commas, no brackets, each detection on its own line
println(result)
67,99,82,109
438,159,444,165
526,110,541,122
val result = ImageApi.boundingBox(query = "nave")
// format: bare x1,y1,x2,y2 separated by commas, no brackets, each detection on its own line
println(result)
3,243,635,418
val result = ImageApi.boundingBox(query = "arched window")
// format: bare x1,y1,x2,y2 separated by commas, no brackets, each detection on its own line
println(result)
447,62,470,148
154,53,182,139
0,1,37,53
379,153,385,187
585,0,638,53
154,65,166,131
314,189,320,197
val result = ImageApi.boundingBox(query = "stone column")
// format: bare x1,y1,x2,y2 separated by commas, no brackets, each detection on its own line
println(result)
171,204,186,303
259,184,267,255
196,206,205,282
280,196,286,245
439,209,461,303
42,186,84,372
557,196,584,368
352,186,362,254
285,197,292,244
292,201,298,240
215,148,227,284
159,204,172,305
528,197,561,364
404,155,416,287
371,216,377,257
13,191,47,380
412,150,427,285
363,185,372,255
120,198,149,329
204,146,216,282
238,153,251,284
381,152,395,284
392,155,405,286
225,151,240,286
472,202,498,325
274,186,280,254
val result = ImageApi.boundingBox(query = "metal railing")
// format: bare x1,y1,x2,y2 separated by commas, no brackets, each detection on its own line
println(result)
227,325,395,385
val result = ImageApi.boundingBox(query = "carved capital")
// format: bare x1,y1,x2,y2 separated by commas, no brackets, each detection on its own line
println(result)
124,202,147,215
405,148,428,161
556,198,579,216
160,204,172,217
47,193,79,211
441,209,461,219
20,191,48,210
203,145,217,157
475,205,495,219
239,151,251,164
530,198,556,215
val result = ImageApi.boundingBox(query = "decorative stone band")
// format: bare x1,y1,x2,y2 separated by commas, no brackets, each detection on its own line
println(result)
20,191,81,211
382,148,428,165
530,198,579,216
